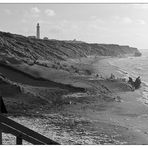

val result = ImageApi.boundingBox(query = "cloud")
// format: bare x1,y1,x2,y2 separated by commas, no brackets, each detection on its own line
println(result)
21,7,41,23
21,7,56,24
88,16,105,30
136,19,146,25
88,18,105,30
112,16,133,25
112,16,146,25
31,7,41,13
45,9,56,16
122,17,133,24
30,7,41,18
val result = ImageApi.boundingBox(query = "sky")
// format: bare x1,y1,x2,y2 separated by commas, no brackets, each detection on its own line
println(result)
0,3,148,49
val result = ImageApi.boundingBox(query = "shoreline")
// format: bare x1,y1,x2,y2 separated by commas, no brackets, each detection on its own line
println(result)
94,56,148,144
3,55,148,144
91,55,148,141
102,56,148,107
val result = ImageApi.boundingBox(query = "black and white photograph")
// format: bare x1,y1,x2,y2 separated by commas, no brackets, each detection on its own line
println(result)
0,1,148,145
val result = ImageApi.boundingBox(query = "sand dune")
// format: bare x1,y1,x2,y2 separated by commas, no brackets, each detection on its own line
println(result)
0,63,85,92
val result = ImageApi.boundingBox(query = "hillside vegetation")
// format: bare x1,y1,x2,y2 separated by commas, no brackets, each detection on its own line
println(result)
0,31,141,63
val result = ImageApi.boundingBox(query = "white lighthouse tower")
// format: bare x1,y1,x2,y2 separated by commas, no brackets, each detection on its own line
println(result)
36,23,40,39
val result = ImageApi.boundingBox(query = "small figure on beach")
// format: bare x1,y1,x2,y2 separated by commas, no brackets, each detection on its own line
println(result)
96,74,99,78
128,77,135,91
110,73,115,80
134,76,141,89
128,77,134,85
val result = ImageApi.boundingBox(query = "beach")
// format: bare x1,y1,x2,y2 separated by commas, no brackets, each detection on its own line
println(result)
2,55,148,144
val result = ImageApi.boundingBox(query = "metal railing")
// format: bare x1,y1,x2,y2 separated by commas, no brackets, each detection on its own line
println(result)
0,114,60,145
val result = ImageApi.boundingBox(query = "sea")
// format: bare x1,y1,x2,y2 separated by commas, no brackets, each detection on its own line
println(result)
108,49,148,104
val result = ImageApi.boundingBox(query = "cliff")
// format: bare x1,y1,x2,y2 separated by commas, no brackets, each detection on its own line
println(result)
0,31,141,63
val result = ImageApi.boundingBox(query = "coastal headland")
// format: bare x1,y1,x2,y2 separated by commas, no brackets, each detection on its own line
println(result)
0,31,147,144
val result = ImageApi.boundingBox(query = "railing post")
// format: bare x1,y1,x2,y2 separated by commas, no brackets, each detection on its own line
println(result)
16,135,22,145
0,96,8,113
0,129,2,145
0,114,59,145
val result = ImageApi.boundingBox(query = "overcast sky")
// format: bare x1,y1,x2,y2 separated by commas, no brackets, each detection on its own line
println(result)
0,3,148,49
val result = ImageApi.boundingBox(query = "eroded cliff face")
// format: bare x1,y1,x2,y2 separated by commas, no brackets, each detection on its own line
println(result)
0,31,141,62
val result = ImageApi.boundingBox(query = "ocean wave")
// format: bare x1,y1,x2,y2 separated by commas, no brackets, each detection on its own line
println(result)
142,92,148,101
118,69,128,75
141,82,148,104
143,82,148,88
117,68,138,80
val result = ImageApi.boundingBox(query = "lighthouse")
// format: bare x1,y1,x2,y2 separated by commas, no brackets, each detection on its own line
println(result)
36,23,40,39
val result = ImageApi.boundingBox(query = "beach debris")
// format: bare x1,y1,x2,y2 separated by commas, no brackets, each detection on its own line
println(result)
63,92,89,99
109,73,115,81
96,74,99,78
120,78,126,82
128,76,141,90
114,96,122,102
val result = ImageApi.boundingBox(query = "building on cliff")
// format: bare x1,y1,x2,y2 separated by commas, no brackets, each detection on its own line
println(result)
28,23,40,39
36,23,40,39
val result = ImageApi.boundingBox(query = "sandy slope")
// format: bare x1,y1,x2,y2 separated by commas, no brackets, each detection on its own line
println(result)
2,56,148,145
6,84,148,145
